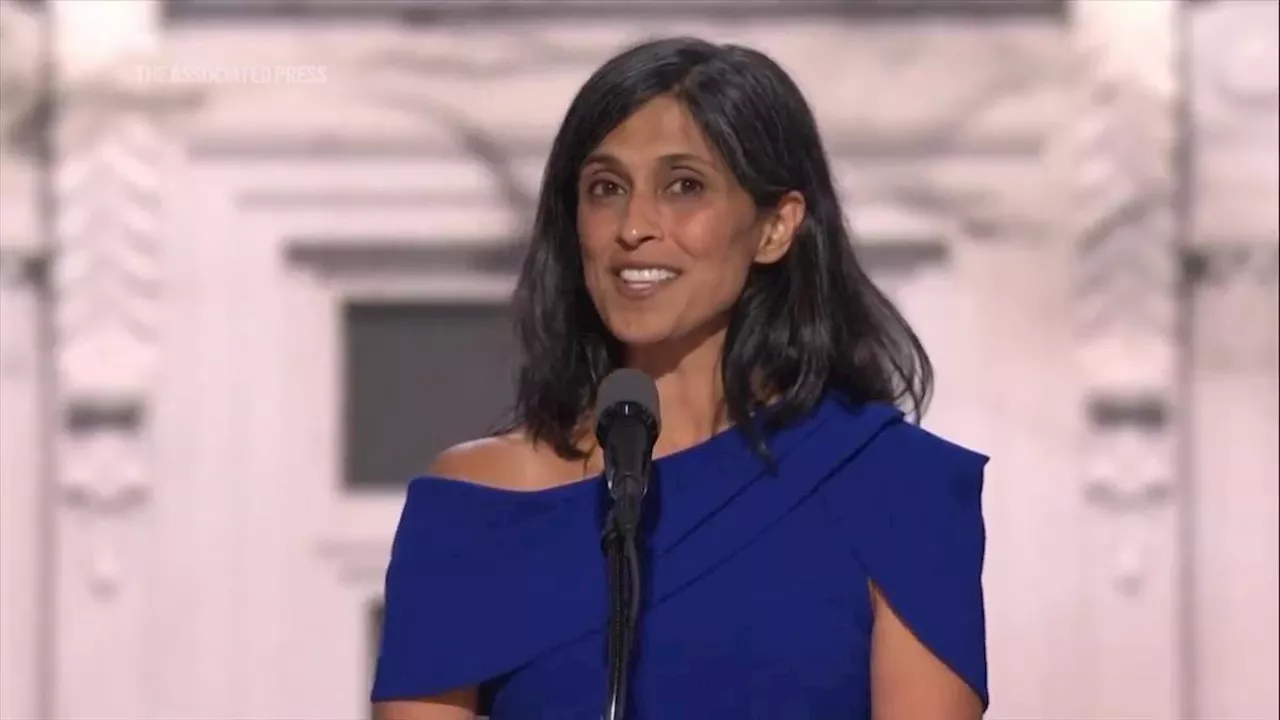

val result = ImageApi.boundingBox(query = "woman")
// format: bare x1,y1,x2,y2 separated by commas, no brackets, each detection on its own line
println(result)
372,36,988,720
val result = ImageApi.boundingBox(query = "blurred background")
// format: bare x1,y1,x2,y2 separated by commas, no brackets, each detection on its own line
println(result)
0,1,1276,719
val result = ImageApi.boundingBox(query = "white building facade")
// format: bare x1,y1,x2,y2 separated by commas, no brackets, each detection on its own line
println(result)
0,1,1276,719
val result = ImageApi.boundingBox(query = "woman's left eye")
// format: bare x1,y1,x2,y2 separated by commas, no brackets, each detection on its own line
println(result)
669,178,703,194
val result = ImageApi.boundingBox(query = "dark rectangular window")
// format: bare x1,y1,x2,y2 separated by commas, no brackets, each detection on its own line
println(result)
342,301,517,490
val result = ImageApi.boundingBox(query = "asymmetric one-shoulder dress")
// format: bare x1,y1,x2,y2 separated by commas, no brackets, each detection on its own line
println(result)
372,394,989,719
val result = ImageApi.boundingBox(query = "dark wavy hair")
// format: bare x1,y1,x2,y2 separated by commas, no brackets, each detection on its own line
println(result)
505,36,932,460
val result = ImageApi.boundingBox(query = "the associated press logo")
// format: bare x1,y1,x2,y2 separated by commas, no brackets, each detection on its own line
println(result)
135,64,328,86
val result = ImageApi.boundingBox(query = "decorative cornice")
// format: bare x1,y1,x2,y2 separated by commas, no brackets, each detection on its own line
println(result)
162,0,1068,24
169,20,1067,159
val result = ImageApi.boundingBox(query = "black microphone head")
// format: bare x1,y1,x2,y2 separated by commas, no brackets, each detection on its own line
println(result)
594,368,661,439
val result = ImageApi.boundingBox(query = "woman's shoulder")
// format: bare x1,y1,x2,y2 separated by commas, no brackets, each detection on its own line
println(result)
822,399,988,503
873,416,987,486
386,432,603,582
426,432,540,489
422,430,589,494
814,400,990,587
817,406,988,548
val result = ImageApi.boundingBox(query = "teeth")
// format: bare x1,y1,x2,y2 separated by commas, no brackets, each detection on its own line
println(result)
619,268,677,283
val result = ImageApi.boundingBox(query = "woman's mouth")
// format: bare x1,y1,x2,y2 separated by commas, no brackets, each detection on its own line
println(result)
614,267,681,299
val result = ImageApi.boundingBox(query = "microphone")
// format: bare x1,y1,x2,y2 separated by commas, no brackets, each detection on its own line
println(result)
593,368,660,720
594,369,661,539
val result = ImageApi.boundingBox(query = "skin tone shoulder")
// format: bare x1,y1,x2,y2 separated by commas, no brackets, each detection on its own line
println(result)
374,93,981,720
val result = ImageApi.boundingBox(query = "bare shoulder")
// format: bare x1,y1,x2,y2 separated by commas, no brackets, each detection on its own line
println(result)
428,432,578,492
428,433,533,489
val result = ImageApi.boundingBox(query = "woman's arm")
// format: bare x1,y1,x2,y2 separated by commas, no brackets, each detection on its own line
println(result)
869,583,984,720
372,686,478,719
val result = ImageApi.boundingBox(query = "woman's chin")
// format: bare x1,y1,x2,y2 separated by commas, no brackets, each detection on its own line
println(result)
604,311,729,361
609,326,676,349
600,315,679,348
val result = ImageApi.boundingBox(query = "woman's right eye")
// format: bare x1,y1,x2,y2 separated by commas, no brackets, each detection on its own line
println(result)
587,180,624,197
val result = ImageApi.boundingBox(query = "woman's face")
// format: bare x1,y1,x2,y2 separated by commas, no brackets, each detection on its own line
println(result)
576,95,803,353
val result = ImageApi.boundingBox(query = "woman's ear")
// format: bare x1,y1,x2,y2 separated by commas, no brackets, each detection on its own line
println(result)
754,191,806,265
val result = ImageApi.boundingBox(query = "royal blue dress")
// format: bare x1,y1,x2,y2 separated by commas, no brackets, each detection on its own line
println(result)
371,394,989,718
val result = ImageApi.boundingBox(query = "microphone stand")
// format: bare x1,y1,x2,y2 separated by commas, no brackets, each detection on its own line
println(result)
601,477,644,720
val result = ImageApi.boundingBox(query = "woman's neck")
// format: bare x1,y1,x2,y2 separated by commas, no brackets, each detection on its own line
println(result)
625,325,730,457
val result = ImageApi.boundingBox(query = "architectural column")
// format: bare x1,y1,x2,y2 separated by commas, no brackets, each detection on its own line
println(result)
1066,0,1187,717
0,257,48,720
1184,2,1279,718
47,1,194,716
1,2,53,718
